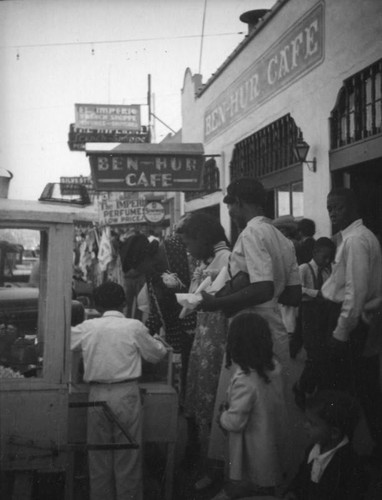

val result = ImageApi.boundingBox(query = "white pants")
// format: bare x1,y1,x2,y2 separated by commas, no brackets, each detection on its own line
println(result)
87,382,142,500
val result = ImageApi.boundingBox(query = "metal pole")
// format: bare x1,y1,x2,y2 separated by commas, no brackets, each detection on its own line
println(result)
147,74,151,142
198,0,208,74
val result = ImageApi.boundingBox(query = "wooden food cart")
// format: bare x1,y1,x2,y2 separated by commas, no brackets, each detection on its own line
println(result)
0,198,178,500
0,199,96,498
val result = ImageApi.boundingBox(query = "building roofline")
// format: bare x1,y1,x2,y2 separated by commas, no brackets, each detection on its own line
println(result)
196,0,290,97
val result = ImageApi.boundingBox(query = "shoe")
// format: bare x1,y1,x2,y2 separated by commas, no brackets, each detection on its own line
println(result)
225,480,274,499
194,475,213,491
210,489,230,500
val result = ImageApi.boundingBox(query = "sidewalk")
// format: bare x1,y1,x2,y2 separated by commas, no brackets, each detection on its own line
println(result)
168,352,382,500
71,352,382,499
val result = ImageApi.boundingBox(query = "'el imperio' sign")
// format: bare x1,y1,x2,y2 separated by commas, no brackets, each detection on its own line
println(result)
87,143,205,191
204,2,325,142
75,103,141,131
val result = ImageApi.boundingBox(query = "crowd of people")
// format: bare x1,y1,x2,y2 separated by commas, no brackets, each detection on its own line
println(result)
71,176,382,500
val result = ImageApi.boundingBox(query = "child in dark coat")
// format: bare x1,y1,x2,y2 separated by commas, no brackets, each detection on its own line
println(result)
283,390,367,500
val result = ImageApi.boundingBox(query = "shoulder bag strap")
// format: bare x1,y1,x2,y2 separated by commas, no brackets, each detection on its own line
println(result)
307,263,318,290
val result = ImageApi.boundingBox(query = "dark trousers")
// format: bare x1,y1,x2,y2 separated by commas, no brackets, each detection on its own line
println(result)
320,302,382,453
298,300,331,394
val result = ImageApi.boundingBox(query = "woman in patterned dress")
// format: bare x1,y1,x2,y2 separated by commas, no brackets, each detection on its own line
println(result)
176,213,231,469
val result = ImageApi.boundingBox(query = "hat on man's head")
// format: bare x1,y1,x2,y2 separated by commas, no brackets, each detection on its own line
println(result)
273,215,298,239
223,177,267,207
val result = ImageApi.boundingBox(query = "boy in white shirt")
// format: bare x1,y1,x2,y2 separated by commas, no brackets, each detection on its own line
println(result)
71,281,167,500
283,390,367,500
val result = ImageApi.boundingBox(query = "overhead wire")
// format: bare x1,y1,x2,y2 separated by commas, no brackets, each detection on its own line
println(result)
0,31,244,50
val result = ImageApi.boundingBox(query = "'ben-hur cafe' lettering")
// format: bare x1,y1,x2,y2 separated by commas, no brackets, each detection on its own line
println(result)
86,143,205,191
204,2,324,142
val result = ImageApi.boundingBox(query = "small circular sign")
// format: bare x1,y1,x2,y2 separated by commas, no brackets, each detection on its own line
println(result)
144,201,165,223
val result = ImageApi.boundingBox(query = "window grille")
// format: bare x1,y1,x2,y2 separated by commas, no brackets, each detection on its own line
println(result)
229,114,301,181
185,158,220,202
330,59,382,149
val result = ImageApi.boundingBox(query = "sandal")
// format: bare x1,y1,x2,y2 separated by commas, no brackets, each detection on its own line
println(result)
210,489,230,500
194,475,214,490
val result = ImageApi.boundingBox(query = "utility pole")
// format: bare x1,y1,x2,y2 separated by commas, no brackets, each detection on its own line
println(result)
198,0,207,74
152,92,156,143
147,74,152,142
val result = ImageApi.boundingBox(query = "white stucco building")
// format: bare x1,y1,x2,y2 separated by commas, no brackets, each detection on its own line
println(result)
180,0,382,240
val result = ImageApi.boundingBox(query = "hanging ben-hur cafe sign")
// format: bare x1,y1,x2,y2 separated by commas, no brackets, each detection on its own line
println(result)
86,143,205,191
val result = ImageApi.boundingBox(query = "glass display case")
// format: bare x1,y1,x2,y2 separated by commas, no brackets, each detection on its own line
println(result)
0,228,85,380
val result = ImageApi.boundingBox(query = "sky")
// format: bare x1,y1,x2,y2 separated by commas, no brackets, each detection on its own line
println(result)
0,0,276,201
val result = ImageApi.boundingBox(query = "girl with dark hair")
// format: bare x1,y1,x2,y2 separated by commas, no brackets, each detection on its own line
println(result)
176,212,231,473
211,312,288,500
225,313,275,380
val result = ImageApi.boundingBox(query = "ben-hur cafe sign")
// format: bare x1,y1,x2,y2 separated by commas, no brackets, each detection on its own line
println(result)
86,143,205,191
204,2,324,142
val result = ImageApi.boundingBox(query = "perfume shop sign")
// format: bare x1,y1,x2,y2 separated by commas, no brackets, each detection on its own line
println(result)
204,2,324,142
97,196,147,225
97,196,165,225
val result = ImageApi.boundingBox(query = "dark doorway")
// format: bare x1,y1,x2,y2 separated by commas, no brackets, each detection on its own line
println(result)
332,158,382,241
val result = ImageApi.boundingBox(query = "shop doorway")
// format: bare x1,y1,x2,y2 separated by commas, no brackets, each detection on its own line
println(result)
332,158,382,241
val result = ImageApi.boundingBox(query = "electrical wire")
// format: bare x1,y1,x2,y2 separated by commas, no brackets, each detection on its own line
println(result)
0,31,244,50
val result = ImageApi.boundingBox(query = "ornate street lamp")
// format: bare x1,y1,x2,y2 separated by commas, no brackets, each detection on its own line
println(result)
293,139,317,172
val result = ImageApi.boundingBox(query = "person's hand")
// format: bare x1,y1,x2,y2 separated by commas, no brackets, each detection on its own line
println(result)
216,401,228,435
216,414,227,436
219,401,229,412
200,291,219,311
153,333,168,346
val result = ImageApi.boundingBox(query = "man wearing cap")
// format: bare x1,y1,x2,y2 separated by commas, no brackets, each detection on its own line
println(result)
201,176,301,365
200,177,301,488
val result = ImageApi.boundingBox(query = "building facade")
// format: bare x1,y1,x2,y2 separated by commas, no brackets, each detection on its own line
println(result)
181,0,382,240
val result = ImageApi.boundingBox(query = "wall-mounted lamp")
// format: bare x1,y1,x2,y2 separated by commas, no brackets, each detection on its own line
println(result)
293,139,317,172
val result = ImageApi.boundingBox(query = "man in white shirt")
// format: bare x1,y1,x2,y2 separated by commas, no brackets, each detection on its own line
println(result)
321,187,382,461
201,176,301,365
200,177,302,481
71,281,167,500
